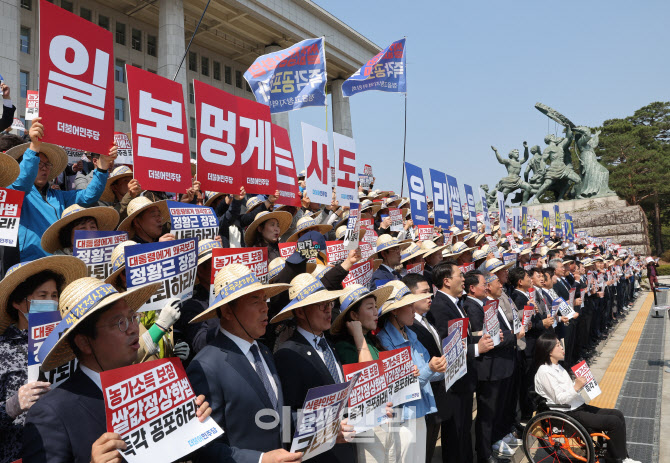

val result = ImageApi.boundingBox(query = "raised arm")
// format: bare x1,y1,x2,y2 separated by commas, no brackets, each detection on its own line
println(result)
491,146,507,165
522,141,530,164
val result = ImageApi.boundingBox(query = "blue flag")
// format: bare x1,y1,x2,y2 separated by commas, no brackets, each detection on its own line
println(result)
342,38,406,97
244,38,327,113
446,175,464,230
429,168,450,229
404,162,429,225
542,210,550,243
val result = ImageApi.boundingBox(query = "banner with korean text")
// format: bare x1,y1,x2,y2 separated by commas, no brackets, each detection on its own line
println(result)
446,175,463,230
73,230,128,280
483,300,501,346
404,162,428,225
333,133,358,205
114,132,134,165
571,361,601,400
302,123,332,202
342,38,406,97
342,258,376,289
39,0,114,153
126,65,191,193
463,184,478,233
210,247,268,303
273,124,301,207
442,329,466,391
28,311,77,387
479,187,492,234
0,188,24,247
542,210,550,243
167,201,218,241
342,360,389,432
25,90,39,120
429,168,450,229
496,191,507,233
379,347,421,407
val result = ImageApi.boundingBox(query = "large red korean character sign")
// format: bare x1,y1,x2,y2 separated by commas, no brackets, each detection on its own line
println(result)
333,132,357,205
126,66,192,193
273,124,301,207
194,80,276,195
38,0,114,154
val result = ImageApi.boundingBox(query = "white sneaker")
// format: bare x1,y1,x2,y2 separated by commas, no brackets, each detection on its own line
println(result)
502,432,522,448
492,440,515,457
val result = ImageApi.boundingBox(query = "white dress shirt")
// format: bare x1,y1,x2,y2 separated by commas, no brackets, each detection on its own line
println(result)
296,326,343,382
80,364,102,391
414,312,440,349
534,363,585,411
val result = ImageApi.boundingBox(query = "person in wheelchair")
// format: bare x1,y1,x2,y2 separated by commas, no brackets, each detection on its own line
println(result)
533,333,639,463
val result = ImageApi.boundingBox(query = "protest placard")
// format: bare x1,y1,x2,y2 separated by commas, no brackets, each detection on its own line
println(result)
125,238,198,312
379,347,421,407
343,203,360,251
463,184,478,233
342,259,376,288
302,122,332,202
73,230,128,280
497,192,507,233
290,379,358,460
568,288,576,308
167,201,218,241
0,188,24,247
359,241,375,260
429,168,450,229
502,253,516,267
512,307,522,334
404,162,429,225
342,38,406,96
443,329,467,391
483,300,501,346
522,306,535,328
505,233,519,252
28,311,78,387
101,358,223,463
360,218,376,245
458,262,475,274
388,208,403,232
405,262,424,275
448,317,468,340
39,0,114,153
333,133,358,204
114,132,133,165
479,187,492,234
571,361,602,400
364,164,373,176
342,360,389,432
446,175,463,230
26,90,39,120
358,174,372,189
550,300,560,327
416,225,433,241
126,66,191,193
326,241,347,264
279,242,297,259
553,297,575,319
273,124,301,207
210,247,268,303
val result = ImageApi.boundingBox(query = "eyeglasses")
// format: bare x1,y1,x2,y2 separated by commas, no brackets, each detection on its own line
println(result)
38,161,53,170
101,313,142,332
315,301,335,311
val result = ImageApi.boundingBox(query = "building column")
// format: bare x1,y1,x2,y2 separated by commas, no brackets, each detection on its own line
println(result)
331,78,353,138
264,44,290,134
0,0,20,95
158,0,188,109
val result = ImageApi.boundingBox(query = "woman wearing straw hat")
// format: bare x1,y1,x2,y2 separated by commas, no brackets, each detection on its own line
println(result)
23,277,213,463
0,255,87,462
40,204,120,256
376,281,446,463
244,210,293,261
7,118,117,262
117,196,173,244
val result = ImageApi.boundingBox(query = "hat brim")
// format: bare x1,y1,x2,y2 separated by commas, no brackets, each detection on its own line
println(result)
41,281,162,372
400,249,425,264
100,172,134,203
104,264,126,289
331,285,394,335
0,153,20,188
270,287,347,324
422,244,448,257
380,292,431,317
204,192,226,208
286,223,333,243
0,256,89,335
41,207,121,254
374,241,411,258
245,211,294,246
6,142,68,183
117,200,170,235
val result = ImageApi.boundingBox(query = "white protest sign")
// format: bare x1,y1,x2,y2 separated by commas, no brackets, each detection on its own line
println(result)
442,328,467,391
28,311,78,387
483,299,501,346
342,202,360,251
380,347,421,407
333,132,358,204
26,90,39,120
73,230,128,280
114,132,134,165
554,297,575,319
571,361,602,400
0,188,24,247
302,122,331,203
342,360,389,432
167,201,219,241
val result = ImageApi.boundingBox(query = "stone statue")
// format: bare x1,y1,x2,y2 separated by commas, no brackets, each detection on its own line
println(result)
491,142,533,204
523,144,548,195
480,184,498,209
572,126,616,198
532,125,581,201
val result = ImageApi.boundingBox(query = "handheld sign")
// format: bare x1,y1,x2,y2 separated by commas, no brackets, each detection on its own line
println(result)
417,225,433,241
405,262,424,275
326,241,347,264
302,122,331,203
342,360,390,432
113,132,133,165
388,208,403,232
124,238,198,312
554,297,575,319
448,317,468,340
463,184,478,233
28,311,78,387
442,329,467,391
210,247,268,303
522,306,535,328
479,187,492,234
342,258,376,289
26,90,39,120
380,347,421,407
571,361,602,400
73,230,128,280
568,288,576,308
483,300,501,346
429,168,450,229
0,188,24,247
496,191,507,233
279,242,297,259
512,307,522,334
343,203,360,251
458,262,475,274
446,175,463,230
333,133,358,204
273,124,301,207
101,358,223,463
404,162,429,225
550,300,560,327
167,201,218,241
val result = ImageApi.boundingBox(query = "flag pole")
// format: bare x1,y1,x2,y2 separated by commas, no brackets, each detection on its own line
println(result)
173,0,212,81
400,92,407,197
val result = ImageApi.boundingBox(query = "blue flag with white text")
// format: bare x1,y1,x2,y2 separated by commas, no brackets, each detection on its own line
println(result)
404,162,429,225
342,38,406,97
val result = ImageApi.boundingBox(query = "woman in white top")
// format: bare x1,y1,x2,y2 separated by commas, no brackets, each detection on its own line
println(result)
533,332,639,463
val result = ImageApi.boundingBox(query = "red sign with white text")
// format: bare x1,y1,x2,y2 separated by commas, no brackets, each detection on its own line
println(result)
273,124,301,207
195,80,275,195
126,65,191,193
39,0,114,153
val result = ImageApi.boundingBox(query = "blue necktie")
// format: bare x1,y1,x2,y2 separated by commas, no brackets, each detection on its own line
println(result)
249,344,278,410
318,338,341,383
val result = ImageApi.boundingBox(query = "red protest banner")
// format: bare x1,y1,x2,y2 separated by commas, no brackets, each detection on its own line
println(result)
405,262,424,275
126,65,191,193
483,299,501,346
342,258,376,288
194,80,275,195
326,240,347,264
417,225,433,241
279,242,297,259
0,188,24,247
522,306,535,327
273,124,301,207
458,262,474,273
379,347,420,406
210,247,268,304
39,0,114,153
448,317,468,340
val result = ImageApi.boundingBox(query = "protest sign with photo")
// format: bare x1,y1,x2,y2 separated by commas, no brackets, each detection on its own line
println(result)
405,262,424,275
463,184,478,233
333,133,358,204
26,90,39,120
479,187,492,234
28,311,77,387
404,162,429,225
429,168,450,229
388,208,403,232
279,242,297,259
571,361,602,400
302,122,332,202
125,238,198,312
442,329,467,391
326,241,347,264
0,188,24,247
114,132,133,165
342,360,389,432
380,347,421,407
39,0,114,154
446,175,463,230
210,247,268,303
73,230,128,280
167,201,218,241
342,258,376,288
343,203,360,251
342,38,406,97
290,378,358,460
101,358,223,463
126,65,192,193
273,124,301,207
553,297,575,319
483,299,501,346
448,317,468,340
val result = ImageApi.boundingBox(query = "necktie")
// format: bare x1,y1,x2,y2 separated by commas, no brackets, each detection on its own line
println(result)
249,344,278,410
421,317,441,349
317,338,341,382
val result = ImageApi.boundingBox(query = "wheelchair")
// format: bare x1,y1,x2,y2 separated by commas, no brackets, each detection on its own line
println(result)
522,393,610,463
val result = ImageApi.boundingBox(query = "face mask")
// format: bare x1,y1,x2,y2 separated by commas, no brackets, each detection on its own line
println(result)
29,299,59,314
299,185,305,194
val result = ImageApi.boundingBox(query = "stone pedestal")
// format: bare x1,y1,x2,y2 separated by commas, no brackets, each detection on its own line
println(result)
158,0,188,109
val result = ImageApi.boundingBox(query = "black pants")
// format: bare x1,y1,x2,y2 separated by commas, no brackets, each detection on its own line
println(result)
425,413,441,463
442,389,473,463
495,374,515,441
475,380,501,461
567,404,628,461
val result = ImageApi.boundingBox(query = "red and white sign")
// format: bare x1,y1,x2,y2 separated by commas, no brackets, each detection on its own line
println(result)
333,132,358,204
448,317,468,340
0,188,24,247
39,0,114,153
210,247,268,303
522,306,535,327
195,80,275,195
417,225,433,241
405,262,424,275
569,288,576,308
302,122,331,203
342,258,376,288
279,242,297,259
326,240,347,264
101,358,223,463
380,347,420,407
360,218,377,245
389,208,403,232
342,359,388,432
273,124,300,207
360,241,375,260
483,299,501,346
126,65,191,193
25,90,39,120
363,164,373,177
458,262,475,274
114,132,133,165
571,360,601,400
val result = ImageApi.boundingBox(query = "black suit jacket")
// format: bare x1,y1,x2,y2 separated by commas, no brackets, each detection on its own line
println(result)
274,331,355,463
553,279,570,301
427,291,477,393
23,368,108,463
370,265,398,290
187,331,285,463
0,103,16,132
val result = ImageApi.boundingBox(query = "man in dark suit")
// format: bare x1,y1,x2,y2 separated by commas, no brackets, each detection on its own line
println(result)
548,258,581,366
427,260,495,463
187,265,303,463
370,235,407,289
1,82,16,132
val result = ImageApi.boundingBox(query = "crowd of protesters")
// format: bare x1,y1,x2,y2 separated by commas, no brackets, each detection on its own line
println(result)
0,80,647,463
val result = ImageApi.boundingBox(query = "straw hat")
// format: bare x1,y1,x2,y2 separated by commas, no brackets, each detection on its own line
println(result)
449,226,470,237
190,264,291,324
419,240,448,258
311,264,331,281
472,247,490,262
204,191,226,208
6,142,68,182
443,241,474,258
104,240,138,286
335,225,365,241
359,199,382,215
41,205,120,254
285,216,333,243
268,257,317,282
116,197,169,235
244,210,293,246
379,280,431,317
0,256,88,335
400,242,425,264
482,257,514,274
384,195,402,208
331,284,393,335
100,166,134,202
539,246,549,257
0,153,20,188
367,189,391,200
40,277,162,371
197,239,222,266
246,195,265,213
270,273,347,323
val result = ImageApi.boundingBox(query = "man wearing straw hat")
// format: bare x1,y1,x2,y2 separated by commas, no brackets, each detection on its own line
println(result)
186,264,303,463
370,235,410,290
7,118,117,262
22,277,213,462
